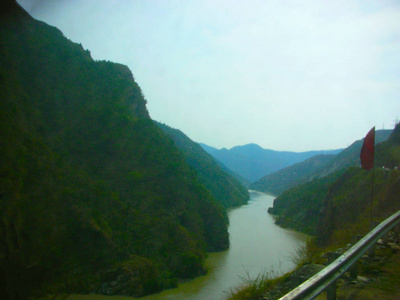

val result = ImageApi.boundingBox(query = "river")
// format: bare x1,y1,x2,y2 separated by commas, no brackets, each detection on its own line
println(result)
70,191,308,300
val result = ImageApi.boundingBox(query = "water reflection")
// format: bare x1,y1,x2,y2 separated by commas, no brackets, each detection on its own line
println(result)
70,191,308,300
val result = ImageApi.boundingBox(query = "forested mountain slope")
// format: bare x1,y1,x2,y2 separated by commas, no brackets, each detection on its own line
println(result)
318,124,400,246
253,130,392,196
268,124,400,247
201,143,341,183
156,122,249,208
0,1,229,298
251,154,335,196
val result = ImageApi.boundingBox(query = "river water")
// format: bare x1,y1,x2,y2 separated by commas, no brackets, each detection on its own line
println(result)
71,191,308,300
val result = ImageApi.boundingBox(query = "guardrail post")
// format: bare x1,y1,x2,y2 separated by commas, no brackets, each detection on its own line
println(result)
394,224,400,242
368,221,378,258
368,244,375,258
277,210,400,300
325,252,340,299
350,264,357,279
327,252,340,264
326,280,337,300
350,235,362,279
382,232,389,245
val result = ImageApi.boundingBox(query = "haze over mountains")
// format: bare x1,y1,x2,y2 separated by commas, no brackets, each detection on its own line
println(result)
200,143,342,183
252,129,393,195
2,1,399,299
266,125,400,245
200,128,398,246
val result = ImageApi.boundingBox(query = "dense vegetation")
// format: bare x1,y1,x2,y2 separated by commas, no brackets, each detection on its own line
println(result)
267,170,345,235
318,124,400,246
268,124,400,247
0,1,232,298
253,129,392,196
156,122,249,208
201,143,341,183
252,154,336,196
228,125,400,300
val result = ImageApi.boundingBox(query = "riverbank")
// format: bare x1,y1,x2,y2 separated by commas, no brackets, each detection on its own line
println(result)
67,192,307,300
141,191,308,299
227,231,400,299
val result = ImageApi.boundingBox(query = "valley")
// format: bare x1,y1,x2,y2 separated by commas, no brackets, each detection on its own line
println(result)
1,1,399,299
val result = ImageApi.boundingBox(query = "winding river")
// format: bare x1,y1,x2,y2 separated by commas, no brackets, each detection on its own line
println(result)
71,191,308,300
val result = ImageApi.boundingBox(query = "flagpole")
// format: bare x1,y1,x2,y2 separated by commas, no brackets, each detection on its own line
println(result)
370,166,374,224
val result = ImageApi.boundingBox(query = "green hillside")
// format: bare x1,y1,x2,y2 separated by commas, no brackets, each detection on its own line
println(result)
267,169,345,235
253,130,392,196
228,125,400,299
0,1,229,298
319,124,400,246
156,122,249,208
268,124,400,246
252,154,335,196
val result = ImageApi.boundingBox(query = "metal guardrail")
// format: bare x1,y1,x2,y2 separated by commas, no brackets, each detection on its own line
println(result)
278,210,400,300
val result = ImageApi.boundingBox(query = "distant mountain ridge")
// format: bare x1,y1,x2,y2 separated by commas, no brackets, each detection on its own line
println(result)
200,143,342,182
252,129,393,195
251,154,336,196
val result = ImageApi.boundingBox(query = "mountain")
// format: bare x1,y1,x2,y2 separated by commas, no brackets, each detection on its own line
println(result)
316,129,392,176
198,143,251,187
252,129,393,195
155,122,249,208
317,124,400,245
0,2,229,298
200,143,342,183
268,125,400,245
251,154,336,196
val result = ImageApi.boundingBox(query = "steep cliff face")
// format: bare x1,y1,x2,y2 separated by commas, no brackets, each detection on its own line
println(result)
0,1,228,298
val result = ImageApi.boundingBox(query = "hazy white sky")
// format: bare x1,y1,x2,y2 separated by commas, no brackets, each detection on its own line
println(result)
18,0,400,151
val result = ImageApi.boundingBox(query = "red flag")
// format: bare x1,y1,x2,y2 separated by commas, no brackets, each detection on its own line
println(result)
360,127,375,170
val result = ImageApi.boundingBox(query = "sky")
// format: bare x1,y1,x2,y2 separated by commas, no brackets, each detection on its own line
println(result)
17,0,400,152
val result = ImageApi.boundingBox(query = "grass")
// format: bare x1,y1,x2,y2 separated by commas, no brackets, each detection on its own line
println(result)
225,268,291,300
225,239,325,300
226,223,400,300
